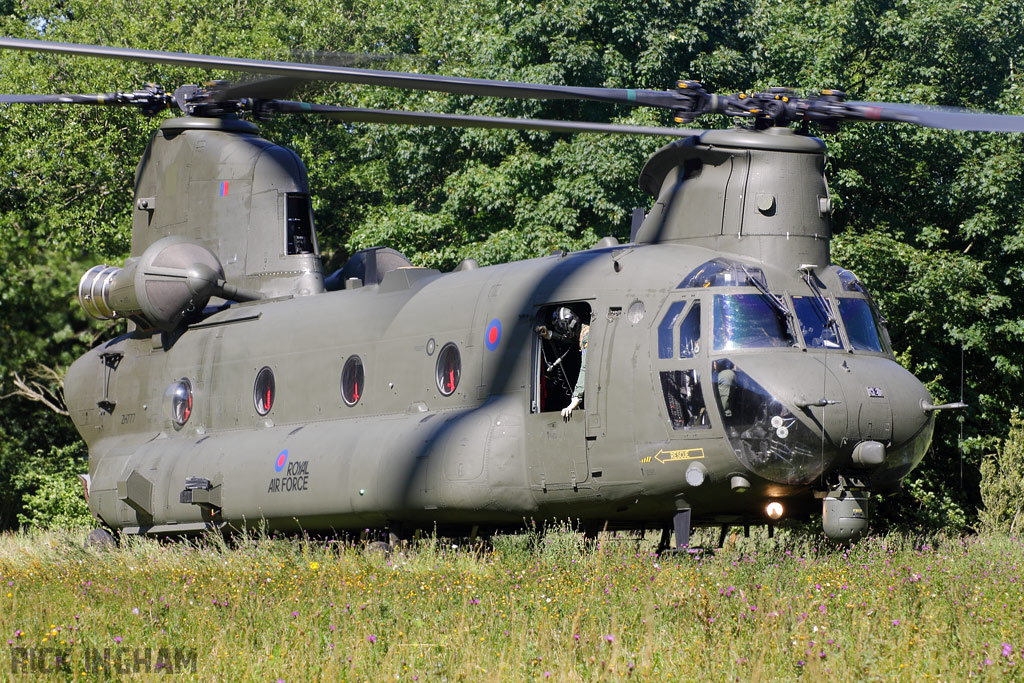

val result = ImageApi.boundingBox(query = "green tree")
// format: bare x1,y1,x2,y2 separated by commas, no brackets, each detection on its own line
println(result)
979,413,1024,534
13,441,92,528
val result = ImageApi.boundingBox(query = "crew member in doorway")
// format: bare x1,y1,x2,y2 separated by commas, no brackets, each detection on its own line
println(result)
562,320,590,420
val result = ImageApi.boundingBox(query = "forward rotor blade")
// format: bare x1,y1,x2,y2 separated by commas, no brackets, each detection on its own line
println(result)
0,37,683,110
845,101,1024,133
0,88,173,112
0,92,127,105
272,101,698,137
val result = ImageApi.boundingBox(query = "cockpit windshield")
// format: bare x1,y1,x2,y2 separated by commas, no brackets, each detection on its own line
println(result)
837,297,890,353
792,295,842,349
713,294,795,350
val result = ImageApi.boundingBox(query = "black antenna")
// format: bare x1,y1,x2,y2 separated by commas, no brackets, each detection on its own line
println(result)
960,345,965,490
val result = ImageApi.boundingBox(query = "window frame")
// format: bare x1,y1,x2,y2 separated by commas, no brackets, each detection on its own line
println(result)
341,355,365,406
435,342,462,397
253,366,276,416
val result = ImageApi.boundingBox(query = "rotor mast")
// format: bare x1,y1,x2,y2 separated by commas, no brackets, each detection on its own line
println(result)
635,128,832,271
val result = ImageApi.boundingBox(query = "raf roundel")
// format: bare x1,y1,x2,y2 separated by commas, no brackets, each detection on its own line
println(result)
485,318,502,351
275,449,289,472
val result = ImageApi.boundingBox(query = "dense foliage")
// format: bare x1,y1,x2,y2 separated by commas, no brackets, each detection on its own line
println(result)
0,0,1021,530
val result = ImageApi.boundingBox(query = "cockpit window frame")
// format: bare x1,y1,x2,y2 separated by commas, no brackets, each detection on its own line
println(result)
652,294,711,433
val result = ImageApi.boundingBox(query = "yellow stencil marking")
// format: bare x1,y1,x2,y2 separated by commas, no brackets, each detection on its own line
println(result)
654,448,706,464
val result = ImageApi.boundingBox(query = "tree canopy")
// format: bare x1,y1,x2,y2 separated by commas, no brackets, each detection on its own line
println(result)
0,0,1021,530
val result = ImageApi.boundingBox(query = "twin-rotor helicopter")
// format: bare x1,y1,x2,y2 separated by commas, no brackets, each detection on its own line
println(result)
3,37,1020,549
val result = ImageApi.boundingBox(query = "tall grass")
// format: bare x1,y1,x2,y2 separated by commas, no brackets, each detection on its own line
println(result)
1,526,1022,679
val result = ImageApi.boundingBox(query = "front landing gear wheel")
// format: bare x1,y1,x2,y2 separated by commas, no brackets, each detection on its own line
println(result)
84,528,117,550
366,540,392,557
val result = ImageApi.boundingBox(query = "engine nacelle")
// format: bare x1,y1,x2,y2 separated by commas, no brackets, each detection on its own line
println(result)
78,236,226,331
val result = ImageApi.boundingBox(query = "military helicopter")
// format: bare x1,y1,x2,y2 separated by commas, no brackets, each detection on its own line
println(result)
3,37,1020,549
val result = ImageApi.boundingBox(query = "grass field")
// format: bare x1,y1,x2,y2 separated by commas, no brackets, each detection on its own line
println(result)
1,526,1022,680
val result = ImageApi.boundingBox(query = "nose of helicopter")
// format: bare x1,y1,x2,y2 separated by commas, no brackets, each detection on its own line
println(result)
713,354,934,487
827,354,935,487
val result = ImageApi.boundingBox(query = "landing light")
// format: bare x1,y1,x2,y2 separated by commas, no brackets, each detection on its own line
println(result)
766,502,784,520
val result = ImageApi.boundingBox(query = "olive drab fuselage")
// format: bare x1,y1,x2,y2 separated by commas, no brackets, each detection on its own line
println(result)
64,118,936,542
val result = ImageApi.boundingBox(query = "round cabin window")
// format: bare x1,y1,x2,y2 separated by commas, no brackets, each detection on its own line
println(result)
435,343,461,396
254,366,275,415
166,377,193,427
341,355,364,406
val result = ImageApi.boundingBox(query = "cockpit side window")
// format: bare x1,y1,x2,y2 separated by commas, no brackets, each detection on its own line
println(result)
713,294,795,350
660,369,710,430
285,193,316,255
654,297,708,431
679,302,701,358
657,302,686,359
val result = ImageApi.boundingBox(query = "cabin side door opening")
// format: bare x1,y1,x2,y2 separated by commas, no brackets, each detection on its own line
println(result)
526,301,593,492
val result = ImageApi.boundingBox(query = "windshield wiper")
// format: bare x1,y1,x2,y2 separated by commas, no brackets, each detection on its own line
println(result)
742,266,796,341
798,265,841,341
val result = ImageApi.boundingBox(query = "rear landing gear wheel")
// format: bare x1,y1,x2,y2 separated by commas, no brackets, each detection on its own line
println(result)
84,528,117,550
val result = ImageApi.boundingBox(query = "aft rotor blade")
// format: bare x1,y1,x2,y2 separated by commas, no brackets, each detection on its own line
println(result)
0,37,684,110
845,101,1024,133
209,77,307,102
273,102,699,136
